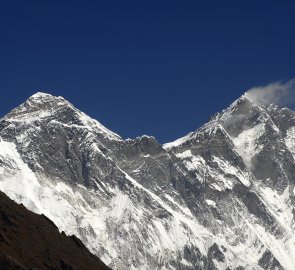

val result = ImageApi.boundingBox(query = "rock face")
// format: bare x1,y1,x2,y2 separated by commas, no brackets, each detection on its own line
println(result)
0,190,110,270
0,92,295,269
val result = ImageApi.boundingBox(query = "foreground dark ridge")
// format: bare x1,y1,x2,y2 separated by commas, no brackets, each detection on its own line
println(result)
0,190,110,270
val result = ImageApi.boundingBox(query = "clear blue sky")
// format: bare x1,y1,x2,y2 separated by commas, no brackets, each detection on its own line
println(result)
1,1,295,143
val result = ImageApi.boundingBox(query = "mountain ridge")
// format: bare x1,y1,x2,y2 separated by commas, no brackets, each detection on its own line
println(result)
0,91,295,269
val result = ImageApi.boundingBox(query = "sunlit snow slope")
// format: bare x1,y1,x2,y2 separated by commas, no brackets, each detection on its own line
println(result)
0,92,295,269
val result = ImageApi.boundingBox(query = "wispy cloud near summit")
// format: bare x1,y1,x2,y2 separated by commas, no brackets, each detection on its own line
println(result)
245,79,295,107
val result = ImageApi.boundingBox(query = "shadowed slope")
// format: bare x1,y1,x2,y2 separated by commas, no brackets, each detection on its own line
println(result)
0,190,110,270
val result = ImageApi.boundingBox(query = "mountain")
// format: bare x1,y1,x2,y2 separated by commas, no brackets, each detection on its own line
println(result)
0,190,110,270
0,92,295,269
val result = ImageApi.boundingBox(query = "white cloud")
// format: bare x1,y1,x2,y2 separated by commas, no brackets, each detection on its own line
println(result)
245,79,295,107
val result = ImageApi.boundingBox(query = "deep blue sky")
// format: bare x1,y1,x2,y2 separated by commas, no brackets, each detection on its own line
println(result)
1,1,295,143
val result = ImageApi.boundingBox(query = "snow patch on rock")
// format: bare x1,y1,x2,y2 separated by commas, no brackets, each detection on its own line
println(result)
232,124,265,167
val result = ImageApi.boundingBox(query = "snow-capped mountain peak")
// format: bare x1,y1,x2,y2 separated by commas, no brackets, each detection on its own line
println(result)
3,92,121,142
28,91,64,102
6,92,71,118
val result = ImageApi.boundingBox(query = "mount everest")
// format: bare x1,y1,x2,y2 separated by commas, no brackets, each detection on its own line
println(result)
0,92,295,269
